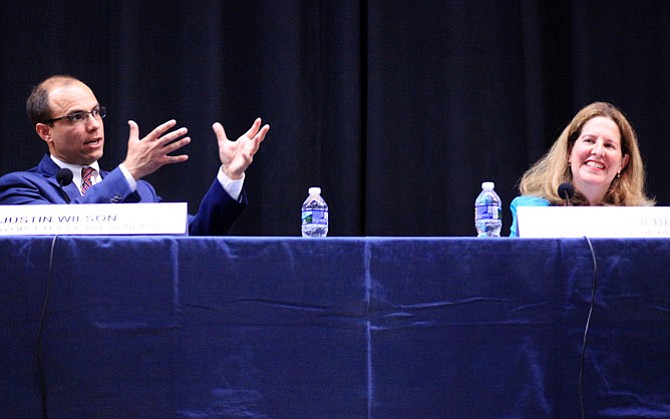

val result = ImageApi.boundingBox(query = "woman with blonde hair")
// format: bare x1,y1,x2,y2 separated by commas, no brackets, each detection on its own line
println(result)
509,101,655,236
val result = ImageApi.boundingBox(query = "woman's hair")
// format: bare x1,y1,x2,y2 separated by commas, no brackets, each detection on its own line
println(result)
518,101,655,206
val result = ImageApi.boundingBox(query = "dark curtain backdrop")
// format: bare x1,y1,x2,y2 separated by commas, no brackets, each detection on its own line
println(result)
2,1,669,237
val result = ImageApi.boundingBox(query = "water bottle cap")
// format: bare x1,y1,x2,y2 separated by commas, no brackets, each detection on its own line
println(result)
481,181,495,190
308,187,322,195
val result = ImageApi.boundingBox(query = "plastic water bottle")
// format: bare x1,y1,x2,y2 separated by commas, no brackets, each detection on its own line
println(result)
301,187,329,237
474,181,502,237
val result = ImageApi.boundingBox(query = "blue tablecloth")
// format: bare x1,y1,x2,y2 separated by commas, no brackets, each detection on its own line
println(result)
2,237,669,418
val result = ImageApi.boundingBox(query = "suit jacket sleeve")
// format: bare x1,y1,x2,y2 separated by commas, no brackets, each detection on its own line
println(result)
187,179,247,236
0,166,158,205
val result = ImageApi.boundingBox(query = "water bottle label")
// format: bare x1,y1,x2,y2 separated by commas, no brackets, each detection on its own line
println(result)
475,204,501,220
302,209,328,225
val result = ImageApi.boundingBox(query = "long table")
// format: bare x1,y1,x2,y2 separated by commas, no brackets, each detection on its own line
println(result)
2,237,669,417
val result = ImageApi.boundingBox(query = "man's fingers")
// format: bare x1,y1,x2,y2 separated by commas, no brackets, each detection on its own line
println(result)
244,124,269,155
145,119,178,140
127,120,139,140
164,154,189,164
163,137,191,154
243,118,262,139
212,122,227,141
255,124,270,143
156,127,188,145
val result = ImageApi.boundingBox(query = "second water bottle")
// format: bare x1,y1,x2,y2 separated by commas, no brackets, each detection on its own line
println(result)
301,187,329,237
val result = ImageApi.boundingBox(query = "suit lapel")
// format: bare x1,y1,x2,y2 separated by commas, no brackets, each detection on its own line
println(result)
62,182,80,202
38,154,79,203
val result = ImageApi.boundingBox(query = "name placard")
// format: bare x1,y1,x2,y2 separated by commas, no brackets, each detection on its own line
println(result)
517,206,670,238
0,203,188,235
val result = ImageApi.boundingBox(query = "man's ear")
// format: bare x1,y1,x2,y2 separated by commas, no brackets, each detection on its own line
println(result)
35,123,52,143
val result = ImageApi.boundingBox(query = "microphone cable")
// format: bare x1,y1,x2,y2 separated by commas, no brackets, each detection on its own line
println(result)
56,168,73,204
36,235,60,419
578,236,598,419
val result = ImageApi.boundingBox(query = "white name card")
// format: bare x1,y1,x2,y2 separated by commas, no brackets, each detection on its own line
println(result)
0,203,188,235
517,206,670,238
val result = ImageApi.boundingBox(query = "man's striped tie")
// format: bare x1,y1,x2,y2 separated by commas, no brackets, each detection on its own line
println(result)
81,166,94,194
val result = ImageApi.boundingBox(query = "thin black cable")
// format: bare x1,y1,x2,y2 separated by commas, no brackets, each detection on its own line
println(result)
579,236,598,419
37,235,59,419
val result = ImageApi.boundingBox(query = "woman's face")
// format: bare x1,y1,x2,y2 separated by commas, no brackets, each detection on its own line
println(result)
568,116,629,204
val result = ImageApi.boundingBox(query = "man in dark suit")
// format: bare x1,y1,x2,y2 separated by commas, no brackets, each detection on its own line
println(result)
0,75,270,235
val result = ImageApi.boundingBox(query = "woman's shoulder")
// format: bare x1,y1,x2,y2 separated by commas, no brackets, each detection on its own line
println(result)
510,195,551,207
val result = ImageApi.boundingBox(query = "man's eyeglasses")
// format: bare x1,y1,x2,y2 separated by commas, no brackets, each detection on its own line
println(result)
42,107,106,125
